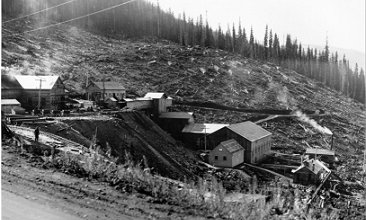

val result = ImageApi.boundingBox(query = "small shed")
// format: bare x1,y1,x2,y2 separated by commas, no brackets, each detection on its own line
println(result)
292,159,331,185
305,148,335,164
158,112,194,138
209,139,244,168
181,123,229,149
105,97,118,108
1,99,25,114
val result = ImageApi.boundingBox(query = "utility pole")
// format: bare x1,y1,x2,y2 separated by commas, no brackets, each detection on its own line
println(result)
204,115,207,151
86,74,89,100
35,78,45,109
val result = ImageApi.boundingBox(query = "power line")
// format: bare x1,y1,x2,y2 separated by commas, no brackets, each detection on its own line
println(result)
2,0,77,24
21,0,137,35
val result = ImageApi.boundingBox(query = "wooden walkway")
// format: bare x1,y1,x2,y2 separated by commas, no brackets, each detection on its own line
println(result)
238,163,293,182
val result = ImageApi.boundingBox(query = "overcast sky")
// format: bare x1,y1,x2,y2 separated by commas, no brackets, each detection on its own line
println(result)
155,0,365,54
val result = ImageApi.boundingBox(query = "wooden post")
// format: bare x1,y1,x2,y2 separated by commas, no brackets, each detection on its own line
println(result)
35,78,45,109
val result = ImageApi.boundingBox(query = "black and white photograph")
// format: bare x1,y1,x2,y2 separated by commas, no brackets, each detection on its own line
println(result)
1,0,365,219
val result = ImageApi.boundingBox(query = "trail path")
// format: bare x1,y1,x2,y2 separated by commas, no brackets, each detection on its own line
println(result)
2,190,83,220
8,125,85,152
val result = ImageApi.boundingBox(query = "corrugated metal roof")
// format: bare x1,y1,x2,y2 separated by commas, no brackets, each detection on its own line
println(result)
144,92,167,99
305,148,335,156
218,139,244,153
14,75,60,90
159,112,193,119
1,99,20,105
228,121,271,142
182,123,229,134
93,81,125,90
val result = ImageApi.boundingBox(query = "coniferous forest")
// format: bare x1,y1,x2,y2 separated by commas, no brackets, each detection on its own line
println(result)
2,0,365,103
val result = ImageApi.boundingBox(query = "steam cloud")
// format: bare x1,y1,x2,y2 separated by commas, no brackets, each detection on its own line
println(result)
294,110,333,135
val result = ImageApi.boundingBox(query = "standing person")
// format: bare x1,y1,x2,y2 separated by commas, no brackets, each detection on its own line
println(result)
34,126,40,142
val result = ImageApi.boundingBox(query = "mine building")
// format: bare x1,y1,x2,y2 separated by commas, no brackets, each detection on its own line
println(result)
181,123,229,149
1,75,66,110
86,81,126,102
144,92,173,115
292,159,331,185
158,112,194,138
1,99,25,114
305,148,335,164
206,121,272,164
209,139,244,168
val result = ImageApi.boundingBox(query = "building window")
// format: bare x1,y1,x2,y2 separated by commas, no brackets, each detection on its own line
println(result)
215,156,218,160
223,156,227,161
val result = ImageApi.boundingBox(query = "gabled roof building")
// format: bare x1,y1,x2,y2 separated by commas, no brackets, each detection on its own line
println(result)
292,159,331,185
1,75,66,110
206,121,272,164
86,81,126,101
209,139,244,168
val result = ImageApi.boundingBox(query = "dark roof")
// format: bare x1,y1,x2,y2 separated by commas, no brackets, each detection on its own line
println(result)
305,148,335,156
92,81,125,90
159,112,193,119
218,139,244,153
227,121,272,142
1,75,23,89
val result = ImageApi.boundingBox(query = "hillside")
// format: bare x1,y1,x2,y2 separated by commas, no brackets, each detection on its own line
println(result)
2,20,365,141
2,18,366,219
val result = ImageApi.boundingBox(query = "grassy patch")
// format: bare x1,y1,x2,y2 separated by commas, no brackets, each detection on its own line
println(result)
47,150,340,219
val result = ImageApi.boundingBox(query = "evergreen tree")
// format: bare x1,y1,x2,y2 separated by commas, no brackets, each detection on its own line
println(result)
263,25,268,59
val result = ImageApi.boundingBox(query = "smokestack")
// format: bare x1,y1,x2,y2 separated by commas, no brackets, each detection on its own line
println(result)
331,134,334,150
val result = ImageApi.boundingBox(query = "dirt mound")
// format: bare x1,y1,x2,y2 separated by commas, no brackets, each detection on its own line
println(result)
50,112,197,180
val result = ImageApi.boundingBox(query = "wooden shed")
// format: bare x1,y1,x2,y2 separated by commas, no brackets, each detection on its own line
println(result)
209,139,244,168
305,148,335,164
105,97,118,108
206,121,272,164
292,159,331,185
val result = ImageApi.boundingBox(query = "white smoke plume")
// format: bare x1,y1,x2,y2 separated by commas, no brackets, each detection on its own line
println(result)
294,110,333,135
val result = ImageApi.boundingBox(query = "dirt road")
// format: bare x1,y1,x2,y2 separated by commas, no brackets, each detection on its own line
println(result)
2,190,84,220
1,144,204,220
